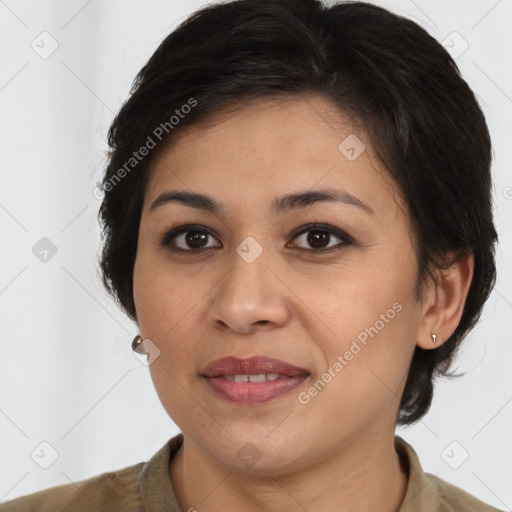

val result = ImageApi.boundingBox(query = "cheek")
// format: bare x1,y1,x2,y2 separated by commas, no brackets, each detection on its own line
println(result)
133,242,187,334
133,247,211,386
133,251,201,426
310,257,415,344
305,247,420,390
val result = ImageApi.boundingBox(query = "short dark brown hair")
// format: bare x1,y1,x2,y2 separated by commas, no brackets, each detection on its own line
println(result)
97,0,497,425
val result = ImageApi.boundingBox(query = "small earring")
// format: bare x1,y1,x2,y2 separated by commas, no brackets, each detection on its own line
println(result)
432,333,437,345
132,334,145,354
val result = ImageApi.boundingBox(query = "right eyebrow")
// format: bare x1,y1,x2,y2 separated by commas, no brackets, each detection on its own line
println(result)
149,188,374,216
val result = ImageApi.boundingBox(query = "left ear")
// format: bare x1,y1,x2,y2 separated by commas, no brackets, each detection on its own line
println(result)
417,250,474,350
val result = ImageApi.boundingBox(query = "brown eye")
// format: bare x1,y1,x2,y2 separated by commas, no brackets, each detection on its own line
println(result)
159,225,221,252
160,222,351,254
304,230,331,249
176,230,213,250
288,223,352,252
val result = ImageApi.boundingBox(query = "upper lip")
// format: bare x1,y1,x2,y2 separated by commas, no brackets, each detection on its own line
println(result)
201,356,310,378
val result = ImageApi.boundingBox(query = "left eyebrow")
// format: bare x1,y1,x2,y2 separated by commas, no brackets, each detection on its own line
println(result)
270,189,373,216
149,188,374,216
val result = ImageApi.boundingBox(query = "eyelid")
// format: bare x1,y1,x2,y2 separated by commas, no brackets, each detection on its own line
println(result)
288,222,353,245
159,222,353,252
158,223,221,248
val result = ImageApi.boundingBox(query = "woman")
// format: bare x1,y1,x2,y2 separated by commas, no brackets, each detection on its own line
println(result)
0,0,502,510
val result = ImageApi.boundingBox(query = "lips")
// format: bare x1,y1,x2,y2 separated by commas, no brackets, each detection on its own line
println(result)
200,356,310,404
201,356,309,378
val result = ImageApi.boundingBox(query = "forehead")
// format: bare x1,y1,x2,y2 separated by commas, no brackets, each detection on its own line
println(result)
144,95,405,220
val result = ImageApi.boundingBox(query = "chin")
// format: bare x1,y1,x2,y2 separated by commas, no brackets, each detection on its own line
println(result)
197,427,309,474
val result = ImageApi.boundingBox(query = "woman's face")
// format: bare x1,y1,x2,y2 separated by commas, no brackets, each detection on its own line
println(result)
133,96,427,472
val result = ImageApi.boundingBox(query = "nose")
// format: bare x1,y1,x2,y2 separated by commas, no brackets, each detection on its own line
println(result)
206,250,291,335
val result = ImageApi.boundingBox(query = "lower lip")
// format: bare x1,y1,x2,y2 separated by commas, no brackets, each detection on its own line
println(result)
203,375,309,404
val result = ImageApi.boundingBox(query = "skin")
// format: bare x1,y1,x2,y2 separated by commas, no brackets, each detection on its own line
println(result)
132,95,474,512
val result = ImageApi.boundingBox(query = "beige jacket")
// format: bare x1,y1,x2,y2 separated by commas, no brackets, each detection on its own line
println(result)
0,435,503,511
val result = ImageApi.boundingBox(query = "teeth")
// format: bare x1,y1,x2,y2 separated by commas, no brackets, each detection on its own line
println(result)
223,373,281,382
249,374,266,383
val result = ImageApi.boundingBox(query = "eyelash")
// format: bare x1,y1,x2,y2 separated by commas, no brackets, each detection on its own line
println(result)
158,222,353,254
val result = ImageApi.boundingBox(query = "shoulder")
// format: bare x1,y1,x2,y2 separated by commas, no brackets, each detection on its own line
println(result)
0,435,183,512
395,436,504,512
428,473,505,512
0,461,145,512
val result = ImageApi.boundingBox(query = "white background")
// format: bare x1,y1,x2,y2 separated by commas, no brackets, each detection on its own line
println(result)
0,0,511,509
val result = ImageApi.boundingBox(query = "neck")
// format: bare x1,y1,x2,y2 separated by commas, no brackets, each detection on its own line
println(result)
169,431,408,512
